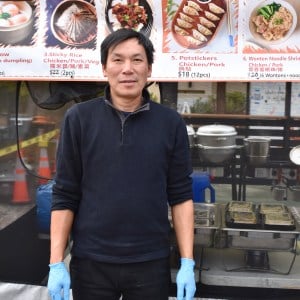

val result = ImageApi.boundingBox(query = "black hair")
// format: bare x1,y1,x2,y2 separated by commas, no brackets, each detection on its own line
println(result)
100,29,155,66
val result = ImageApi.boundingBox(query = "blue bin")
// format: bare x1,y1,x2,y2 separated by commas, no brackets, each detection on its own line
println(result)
191,172,215,203
36,180,54,234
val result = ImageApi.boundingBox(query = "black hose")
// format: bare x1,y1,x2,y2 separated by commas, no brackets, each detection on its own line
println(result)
15,81,52,182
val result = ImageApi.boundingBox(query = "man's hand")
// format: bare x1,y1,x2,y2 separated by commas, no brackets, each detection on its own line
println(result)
47,262,70,300
176,258,196,300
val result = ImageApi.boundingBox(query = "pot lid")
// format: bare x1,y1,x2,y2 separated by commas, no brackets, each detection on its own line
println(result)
290,146,300,165
186,125,195,135
196,124,237,136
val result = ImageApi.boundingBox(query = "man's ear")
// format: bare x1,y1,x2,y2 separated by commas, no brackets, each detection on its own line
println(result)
147,65,152,77
102,65,107,77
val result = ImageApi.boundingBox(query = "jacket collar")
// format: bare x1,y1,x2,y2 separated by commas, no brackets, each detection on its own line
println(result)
103,85,150,112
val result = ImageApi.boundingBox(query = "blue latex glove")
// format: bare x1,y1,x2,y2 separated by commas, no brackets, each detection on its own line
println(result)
47,262,70,300
176,258,196,300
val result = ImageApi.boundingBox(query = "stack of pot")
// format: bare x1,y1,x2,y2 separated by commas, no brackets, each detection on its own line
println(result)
196,124,237,164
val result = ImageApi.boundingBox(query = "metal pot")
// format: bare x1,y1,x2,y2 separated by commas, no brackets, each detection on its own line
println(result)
198,145,237,164
186,125,195,147
290,146,300,165
244,137,270,156
196,124,237,147
243,137,271,165
287,185,300,202
271,185,287,201
196,124,237,164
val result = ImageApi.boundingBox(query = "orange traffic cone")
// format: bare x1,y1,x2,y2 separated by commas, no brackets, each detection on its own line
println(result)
38,147,51,185
12,151,30,204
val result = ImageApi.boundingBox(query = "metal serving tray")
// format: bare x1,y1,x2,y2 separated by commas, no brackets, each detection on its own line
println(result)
169,203,222,248
220,204,300,251
194,203,222,247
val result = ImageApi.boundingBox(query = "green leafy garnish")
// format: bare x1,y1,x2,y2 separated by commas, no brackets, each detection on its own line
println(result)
0,12,11,20
257,2,281,20
274,18,283,25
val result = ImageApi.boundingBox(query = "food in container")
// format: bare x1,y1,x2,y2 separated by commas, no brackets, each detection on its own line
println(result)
51,0,97,46
227,201,254,212
105,0,153,37
259,203,287,214
169,203,220,247
0,2,30,27
111,2,147,30
264,212,294,226
194,209,210,220
222,203,300,251
226,211,259,229
0,1,33,44
248,0,297,45
170,204,215,227
194,203,220,247
225,201,258,229
263,212,295,231
194,209,214,227
171,0,226,49
251,2,292,41
195,218,210,226
228,211,258,224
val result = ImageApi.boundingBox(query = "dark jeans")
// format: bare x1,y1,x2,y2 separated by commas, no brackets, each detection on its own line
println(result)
70,256,171,300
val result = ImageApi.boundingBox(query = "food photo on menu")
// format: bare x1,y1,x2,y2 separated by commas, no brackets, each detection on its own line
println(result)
105,0,153,37
0,0,37,46
45,0,97,49
243,0,300,53
162,0,238,53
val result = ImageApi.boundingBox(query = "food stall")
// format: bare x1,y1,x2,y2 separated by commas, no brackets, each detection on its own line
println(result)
0,0,300,299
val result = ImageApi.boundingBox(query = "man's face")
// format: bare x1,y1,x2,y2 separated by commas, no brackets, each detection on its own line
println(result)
102,38,152,102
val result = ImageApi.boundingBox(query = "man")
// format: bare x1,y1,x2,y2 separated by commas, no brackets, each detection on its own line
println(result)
47,28,196,300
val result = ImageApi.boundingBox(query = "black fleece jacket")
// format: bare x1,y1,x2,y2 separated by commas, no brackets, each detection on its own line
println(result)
52,88,193,263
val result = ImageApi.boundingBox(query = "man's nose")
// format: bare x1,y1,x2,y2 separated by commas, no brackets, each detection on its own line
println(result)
122,60,133,72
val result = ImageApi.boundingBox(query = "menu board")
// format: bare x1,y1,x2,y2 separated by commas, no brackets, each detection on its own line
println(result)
0,0,299,81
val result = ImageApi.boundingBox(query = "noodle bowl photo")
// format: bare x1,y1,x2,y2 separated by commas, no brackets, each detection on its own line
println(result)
249,0,297,45
0,1,33,44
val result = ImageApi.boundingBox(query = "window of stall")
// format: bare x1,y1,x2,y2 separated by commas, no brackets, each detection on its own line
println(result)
177,82,248,114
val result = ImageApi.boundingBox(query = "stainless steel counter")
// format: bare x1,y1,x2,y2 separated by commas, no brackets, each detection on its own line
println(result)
200,247,300,289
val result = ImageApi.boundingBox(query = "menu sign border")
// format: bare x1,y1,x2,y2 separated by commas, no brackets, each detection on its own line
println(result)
0,0,299,82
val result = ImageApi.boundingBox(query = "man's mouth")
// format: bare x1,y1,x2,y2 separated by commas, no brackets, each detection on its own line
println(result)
120,79,136,84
